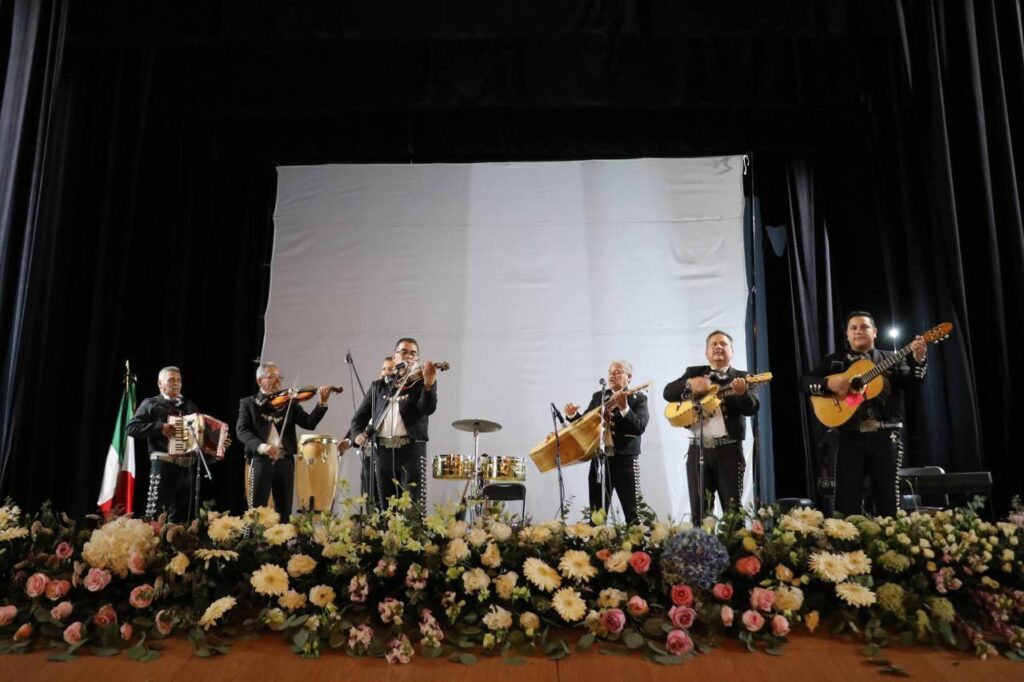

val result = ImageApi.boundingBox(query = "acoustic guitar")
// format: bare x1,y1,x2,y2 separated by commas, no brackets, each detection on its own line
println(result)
663,372,773,428
809,322,952,428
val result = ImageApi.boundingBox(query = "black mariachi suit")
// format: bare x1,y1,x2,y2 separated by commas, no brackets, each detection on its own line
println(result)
236,392,328,519
663,366,759,521
801,348,926,517
348,377,437,511
569,389,649,525
126,395,200,521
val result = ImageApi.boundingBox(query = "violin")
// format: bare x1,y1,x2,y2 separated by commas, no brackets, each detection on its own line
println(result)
269,385,344,409
395,361,450,385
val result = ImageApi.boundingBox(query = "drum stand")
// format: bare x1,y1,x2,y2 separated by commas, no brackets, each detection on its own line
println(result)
452,419,502,522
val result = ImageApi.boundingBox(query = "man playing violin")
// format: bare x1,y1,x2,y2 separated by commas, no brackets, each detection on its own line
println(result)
345,338,438,512
236,361,333,519
565,360,649,526
663,331,759,522
800,311,927,517
127,366,202,521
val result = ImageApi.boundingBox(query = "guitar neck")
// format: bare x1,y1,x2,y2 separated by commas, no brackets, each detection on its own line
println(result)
858,345,913,383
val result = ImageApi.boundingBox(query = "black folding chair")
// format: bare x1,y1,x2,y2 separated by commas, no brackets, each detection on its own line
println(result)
481,483,526,521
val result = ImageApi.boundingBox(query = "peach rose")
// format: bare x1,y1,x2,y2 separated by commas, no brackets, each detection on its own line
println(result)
668,605,696,630
720,605,734,627
0,605,18,626
750,587,775,613
712,582,734,600
670,584,694,607
120,623,133,640
50,600,73,621
129,584,155,609
55,542,74,561
742,609,765,632
155,610,173,635
626,595,649,617
628,551,651,575
735,555,762,577
24,573,49,598
93,604,117,627
751,520,765,536
13,623,32,641
595,549,611,562
665,629,694,656
771,614,790,637
45,579,71,601
63,621,82,644
128,552,147,575
84,568,111,592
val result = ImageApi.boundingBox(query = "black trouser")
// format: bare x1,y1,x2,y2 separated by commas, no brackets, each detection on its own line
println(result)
834,430,902,517
146,458,194,522
686,441,744,521
588,453,641,525
250,455,295,520
375,441,427,513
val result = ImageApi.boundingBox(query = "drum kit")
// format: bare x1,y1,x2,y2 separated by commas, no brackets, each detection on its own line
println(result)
246,418,527,514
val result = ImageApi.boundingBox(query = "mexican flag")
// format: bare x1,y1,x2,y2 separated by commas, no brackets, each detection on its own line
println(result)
98,377,137,515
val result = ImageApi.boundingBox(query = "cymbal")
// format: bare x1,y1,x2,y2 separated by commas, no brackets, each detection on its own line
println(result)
452,418,502,434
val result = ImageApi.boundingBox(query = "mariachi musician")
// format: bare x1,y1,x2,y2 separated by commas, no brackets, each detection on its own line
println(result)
236,362,333,519
565,359,649,526
663,330,758,521
345,338,438,511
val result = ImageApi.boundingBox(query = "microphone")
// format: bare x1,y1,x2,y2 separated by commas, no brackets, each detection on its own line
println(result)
345,350,353,365
550,402,567,426
393,362,407,375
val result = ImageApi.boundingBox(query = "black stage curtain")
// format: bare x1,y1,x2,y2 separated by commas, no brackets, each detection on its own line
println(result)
1,1,1021,516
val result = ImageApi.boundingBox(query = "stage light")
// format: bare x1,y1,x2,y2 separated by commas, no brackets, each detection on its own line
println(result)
888,328,899,339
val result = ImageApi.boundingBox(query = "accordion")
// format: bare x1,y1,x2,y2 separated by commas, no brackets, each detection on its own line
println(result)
167,413,229,459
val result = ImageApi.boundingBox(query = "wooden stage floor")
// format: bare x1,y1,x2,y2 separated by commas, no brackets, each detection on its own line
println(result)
2,632,1022,681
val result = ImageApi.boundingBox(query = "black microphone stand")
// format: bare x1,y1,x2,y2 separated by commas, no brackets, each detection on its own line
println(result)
186,419,214,523
694,397,707,521
550,404,567,523
595,378,612,524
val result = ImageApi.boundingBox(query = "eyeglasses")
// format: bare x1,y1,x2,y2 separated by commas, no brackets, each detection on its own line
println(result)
263,374,284,381
608,369,627,376
396,348,419,357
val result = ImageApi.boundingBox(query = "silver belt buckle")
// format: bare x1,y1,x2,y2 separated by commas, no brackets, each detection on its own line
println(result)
379,436,410,449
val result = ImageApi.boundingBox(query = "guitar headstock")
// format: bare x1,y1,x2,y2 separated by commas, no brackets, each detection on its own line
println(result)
921,322,953,344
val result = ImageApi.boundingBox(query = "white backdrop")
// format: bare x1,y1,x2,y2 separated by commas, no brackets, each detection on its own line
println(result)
265,157,750,522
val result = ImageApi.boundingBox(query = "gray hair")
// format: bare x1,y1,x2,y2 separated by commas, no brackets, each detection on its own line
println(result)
158,366,181,380
609,359,633,376
256,361,279,380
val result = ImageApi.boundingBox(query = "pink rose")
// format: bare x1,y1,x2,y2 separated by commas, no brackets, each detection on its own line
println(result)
0,605,17,626
129,584,155,609
55,542,74,561
771,614,790,637
155,610,173,636
128,552,147,575
742,609,765,632
750,587,775,613
669,605,696,630
120,623,133,640
93,604,118,627
720,605,734,627
712,582,733,601
751,520,765,536
63,621,83,644
25,573,50,598
45,579,71,601
599,608,626,634
665,629,694,656
628,551,652,575
13,623,32,642
84,568,111,592
735,556,762,577
149,520,163,535
50,601,73,621
626,595,649,617
670,584,694,607
595,549,611,562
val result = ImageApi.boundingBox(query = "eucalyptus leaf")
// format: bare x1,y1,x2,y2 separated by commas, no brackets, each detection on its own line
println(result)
765,646,784,656
459,653,477,665
90,646,121,657
653,654,684,665
576,633,595,651
421,645,443,658
503,656,527,666
622,631,645,650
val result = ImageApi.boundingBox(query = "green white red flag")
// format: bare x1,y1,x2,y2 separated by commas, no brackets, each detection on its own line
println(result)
98,374,137,515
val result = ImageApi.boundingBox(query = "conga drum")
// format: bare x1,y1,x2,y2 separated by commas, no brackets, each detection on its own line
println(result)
294,434,341,511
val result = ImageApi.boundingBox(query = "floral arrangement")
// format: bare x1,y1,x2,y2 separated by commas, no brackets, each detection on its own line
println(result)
1,493,1023,666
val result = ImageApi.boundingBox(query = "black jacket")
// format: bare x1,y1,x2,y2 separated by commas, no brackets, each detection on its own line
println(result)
800,347,926,429
236,392,328,458
348,377,438,443
663,366,759,441
126,395,200,454
569,388,649,456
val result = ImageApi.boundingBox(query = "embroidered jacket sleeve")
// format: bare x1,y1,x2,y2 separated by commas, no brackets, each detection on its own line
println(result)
618,392,649,435
126,398,165,440
235,397,264,456
292,402,328,430
662,366,704,402
347,384,378,442
800,354,840,397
